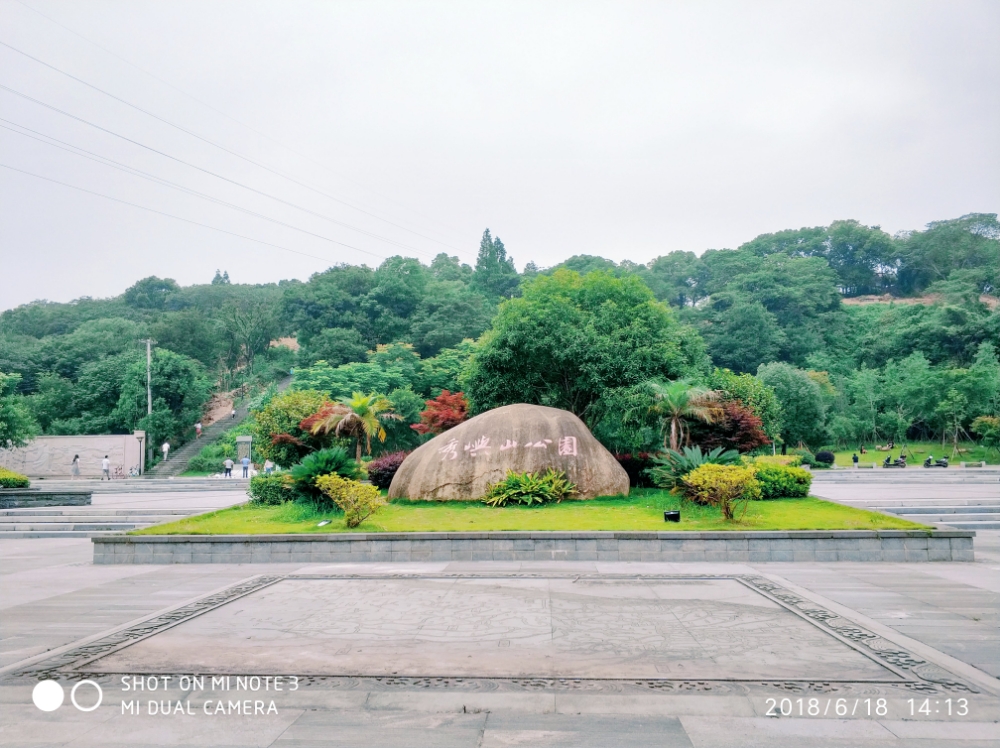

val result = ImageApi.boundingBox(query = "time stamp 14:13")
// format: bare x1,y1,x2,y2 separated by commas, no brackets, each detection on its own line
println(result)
763,697,970,717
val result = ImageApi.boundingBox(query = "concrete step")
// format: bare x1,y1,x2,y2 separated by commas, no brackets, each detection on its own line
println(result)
0,508,205,516
895,513,1000,523
0,514,185,528
0,523,145,532
811,471,1000,483
836,498,1000,507
0,531,119,538
0,514,188,527
28,480,250,493
934,521,1000,530
875,505,1000,514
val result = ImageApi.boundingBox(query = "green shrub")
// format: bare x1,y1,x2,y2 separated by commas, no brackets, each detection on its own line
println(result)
482,469,577,507
648,446,741,489
289,448,358,508
754,463,812,499
248,473,293,505
0,467,30,488
681,463,761,520
791,448,818,467
315,473,386,527
814,450,836,466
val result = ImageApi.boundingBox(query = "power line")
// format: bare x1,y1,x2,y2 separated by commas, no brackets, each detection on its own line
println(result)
0,119,415,261
0,161,385,264
0,82,441,260
0,27,473,256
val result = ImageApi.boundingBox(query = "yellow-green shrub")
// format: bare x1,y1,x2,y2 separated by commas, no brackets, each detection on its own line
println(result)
751,454,802,467
0,467,30,488
314,473,386,528
681,463,761,520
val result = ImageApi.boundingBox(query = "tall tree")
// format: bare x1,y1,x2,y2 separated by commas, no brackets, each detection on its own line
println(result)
0,372,39,449
221,294,277,375
465,270,708,422
757,362,827,448
471,229,520,299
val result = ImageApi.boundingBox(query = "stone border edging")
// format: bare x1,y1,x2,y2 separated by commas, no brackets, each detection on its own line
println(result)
93,529,974,564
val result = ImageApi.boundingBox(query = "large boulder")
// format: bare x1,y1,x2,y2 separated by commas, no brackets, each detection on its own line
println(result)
388,404,629,500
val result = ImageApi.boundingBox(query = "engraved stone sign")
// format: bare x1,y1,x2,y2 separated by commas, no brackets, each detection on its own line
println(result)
388,403,629,500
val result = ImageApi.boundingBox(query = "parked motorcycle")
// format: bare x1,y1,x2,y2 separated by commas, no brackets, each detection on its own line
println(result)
923,456,949,468
883,455,907,468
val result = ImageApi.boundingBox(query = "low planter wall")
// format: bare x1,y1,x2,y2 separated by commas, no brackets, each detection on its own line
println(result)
93,530,974,564
0,489,92,509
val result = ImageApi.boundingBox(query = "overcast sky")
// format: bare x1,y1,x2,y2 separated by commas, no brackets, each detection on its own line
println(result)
1,0,997,311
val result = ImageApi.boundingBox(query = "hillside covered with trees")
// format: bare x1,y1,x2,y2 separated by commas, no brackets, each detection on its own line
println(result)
2,213,998,460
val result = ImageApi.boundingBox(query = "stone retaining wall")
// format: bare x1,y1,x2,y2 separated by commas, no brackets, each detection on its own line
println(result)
0,489,92,509
93,530,974,564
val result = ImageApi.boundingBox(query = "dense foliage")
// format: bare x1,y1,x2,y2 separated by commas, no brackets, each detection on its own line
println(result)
465,270,707,423
2,214,997,463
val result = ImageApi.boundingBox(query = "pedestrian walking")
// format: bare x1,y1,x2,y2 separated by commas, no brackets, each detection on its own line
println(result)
223,458,234,478
101,455,111,481
852,453,859,468
195,422,203,439
241,455,251,478
71,454,81,479
264,459,274,476
161,442,170,462
231,408,237,420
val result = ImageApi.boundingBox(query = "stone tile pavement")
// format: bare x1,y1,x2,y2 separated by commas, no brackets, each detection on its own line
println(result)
2,535,999,747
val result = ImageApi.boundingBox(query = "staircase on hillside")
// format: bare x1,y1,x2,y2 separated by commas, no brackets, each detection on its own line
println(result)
146,376,291,478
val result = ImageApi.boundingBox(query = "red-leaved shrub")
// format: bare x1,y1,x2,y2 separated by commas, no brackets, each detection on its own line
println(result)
411,390,469,435
366,451,410,490
687,400,770,453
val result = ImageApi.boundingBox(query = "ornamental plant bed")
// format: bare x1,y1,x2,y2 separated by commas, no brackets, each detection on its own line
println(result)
131,489,928,535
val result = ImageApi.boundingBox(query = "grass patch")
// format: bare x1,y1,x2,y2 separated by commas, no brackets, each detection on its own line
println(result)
132,488,928,535
821,441,996,467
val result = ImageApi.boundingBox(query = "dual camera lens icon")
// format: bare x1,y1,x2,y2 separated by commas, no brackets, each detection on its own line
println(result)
32,680,103,712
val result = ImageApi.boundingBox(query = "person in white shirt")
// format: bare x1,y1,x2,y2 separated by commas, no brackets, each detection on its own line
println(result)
101,455,111,480
223,458,234,478
162,442,170,461
195,422,203,439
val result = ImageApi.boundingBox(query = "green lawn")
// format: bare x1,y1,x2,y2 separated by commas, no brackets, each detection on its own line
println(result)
132,489,928,535
821,441,997,468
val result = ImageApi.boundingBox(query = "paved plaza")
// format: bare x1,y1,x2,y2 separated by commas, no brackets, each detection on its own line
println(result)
1,484,999,746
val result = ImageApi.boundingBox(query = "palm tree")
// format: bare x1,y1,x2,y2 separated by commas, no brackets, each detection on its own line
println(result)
645,380,721,451
307,392,401,464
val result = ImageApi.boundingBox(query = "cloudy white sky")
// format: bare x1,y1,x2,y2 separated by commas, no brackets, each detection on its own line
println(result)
0,0,997,310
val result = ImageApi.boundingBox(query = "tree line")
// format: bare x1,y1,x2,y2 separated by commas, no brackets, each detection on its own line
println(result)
1,214,997,456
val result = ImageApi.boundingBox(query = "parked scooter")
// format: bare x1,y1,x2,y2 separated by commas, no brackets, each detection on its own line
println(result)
923,455,949,468
883,454,907,468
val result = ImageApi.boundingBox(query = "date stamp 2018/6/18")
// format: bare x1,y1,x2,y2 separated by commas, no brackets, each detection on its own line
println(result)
764,697,970,718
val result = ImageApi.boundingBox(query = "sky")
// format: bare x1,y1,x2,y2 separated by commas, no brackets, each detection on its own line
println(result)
1,0,998,311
